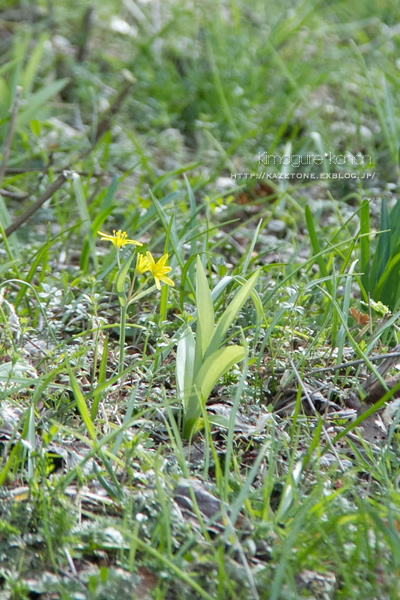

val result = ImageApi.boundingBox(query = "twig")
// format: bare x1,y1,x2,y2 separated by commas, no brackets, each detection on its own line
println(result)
76,5,95,63
0,189,29,200
308,351,400,375
0,78,132,239
290,358,346,471
95,81,135,142
2,172,70,238
362,344,400,390
3,167,103,176
362,373,400,405
0,86,22,192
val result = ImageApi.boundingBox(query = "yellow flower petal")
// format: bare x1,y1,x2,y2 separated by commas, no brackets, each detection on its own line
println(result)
158,253,169,268
146,251,156,269
97,229,143,249
160,275,174,287
146,252,174,289
136,253,149,274
98,230,113,240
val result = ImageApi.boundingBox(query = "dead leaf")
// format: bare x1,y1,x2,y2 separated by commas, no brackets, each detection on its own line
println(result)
236,181,276,205
350,307,369,325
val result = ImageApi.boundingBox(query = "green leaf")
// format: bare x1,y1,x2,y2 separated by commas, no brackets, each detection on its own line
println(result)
30,119,41,137
0,76,11,120
16,78,70,126
21,33,48,96
207,414,230,429
73,173,98,271
91,206,115,236
373,251,400,302
194,256,214,372
371,198,390,295
276,460,303,522
241,218,262,276
127,283,157,305
91,335,108,421
302,417,323,469
183,345,245,438
389,197,400,254
26,404,36,480
100,174,119,211
112,382,139,458
176,326,195,408
305,205,332,295
184,173,197,285
204,270,260,360
359,199,370,292
68,366,97,443
0,259,19,277
116,250,135,307
0,195,20,259
150,190,195,296
195,345,244,400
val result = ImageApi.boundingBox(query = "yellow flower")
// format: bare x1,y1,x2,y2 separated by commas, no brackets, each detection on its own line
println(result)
98,230,143,249
136,253,149,274
146,251,174,290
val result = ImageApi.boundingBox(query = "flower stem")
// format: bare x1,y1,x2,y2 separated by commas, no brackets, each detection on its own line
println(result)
127,272,137,302
119,301,127,376
128,279,148,304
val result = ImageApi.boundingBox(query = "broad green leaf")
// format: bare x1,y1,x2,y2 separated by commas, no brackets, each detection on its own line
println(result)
194,256,214,371
176,326,195,407
183,345,245,439
204,270,260,360
195,345,244,401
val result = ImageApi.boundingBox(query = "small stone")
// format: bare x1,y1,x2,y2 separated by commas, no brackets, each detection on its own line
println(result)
266,219,287,238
